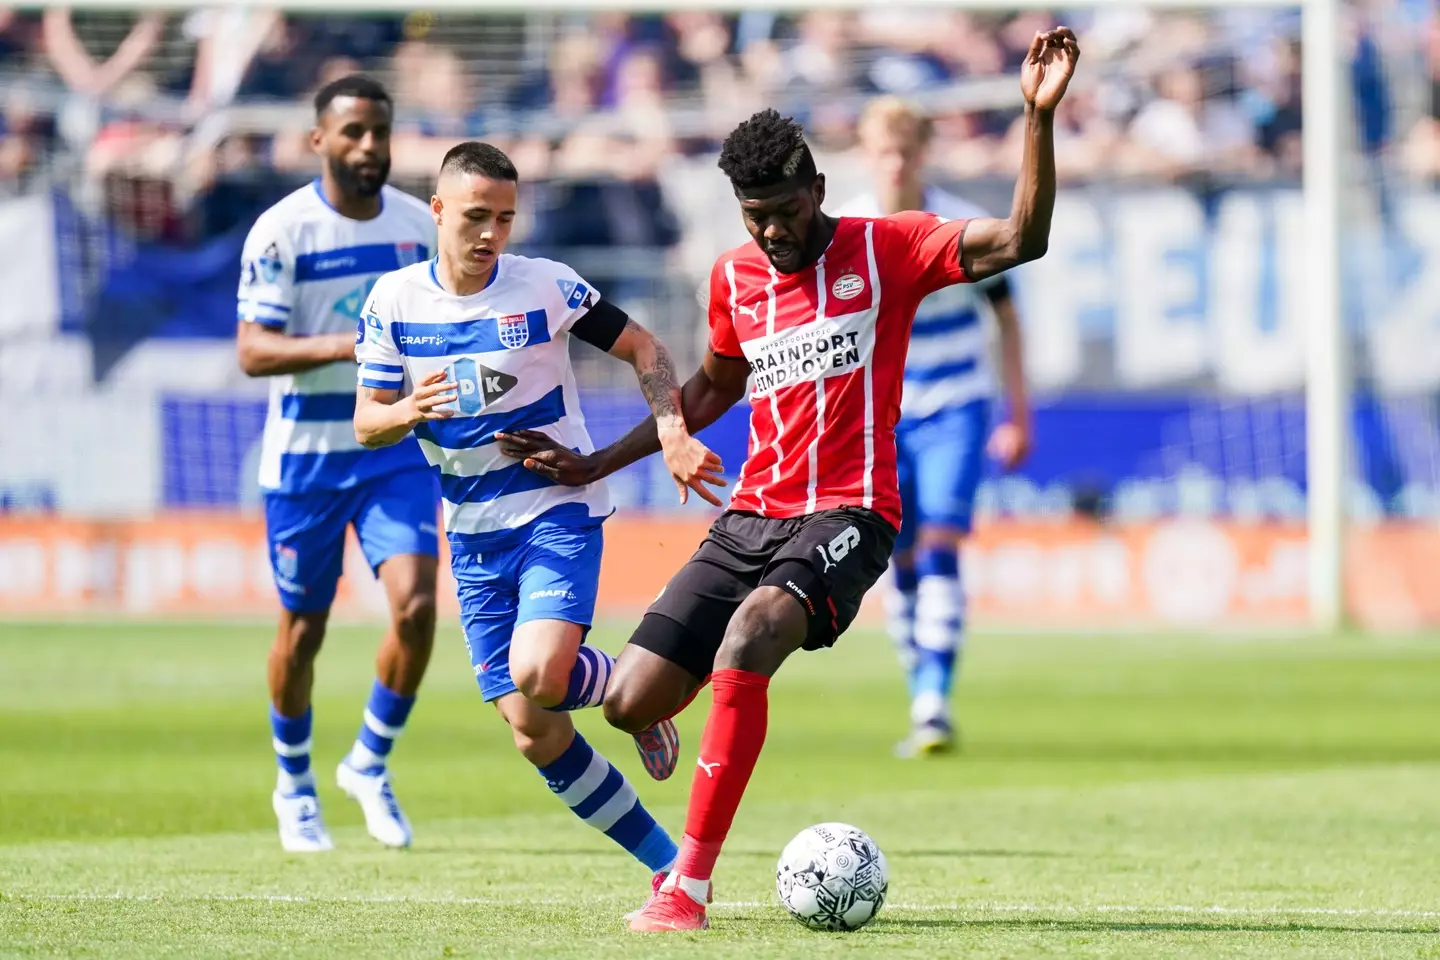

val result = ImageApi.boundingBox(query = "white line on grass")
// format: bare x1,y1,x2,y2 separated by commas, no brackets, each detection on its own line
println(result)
19,893,1440,921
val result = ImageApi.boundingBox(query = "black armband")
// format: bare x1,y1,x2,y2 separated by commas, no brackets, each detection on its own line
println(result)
982,274,1014,307
570,299,629,351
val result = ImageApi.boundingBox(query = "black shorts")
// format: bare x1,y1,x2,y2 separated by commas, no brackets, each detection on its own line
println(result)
632,507,897,681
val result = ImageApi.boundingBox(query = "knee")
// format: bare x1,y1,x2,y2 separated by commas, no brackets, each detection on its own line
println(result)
511,655,571,709
602,678,660,734
276,614,326,665
715,589,800,674
393,590,437,642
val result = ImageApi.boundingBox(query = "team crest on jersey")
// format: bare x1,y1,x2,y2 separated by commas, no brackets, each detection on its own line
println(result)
394,242,423,267
274,544,300,582
497,313,530,349
832,273,866,300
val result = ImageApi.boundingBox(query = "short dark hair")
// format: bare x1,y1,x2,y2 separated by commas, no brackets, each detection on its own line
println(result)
439,141,519,182
314,75,391,117
718,108,817,192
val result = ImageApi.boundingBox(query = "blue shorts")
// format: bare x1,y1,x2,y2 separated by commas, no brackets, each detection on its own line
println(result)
452,519,604,702
894,399,991,554
263,467,440,612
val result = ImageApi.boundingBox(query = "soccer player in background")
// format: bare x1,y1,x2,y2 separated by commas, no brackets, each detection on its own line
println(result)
501,27,1079,930
236,76,440,853
353,142,720,901
837,97,1035,758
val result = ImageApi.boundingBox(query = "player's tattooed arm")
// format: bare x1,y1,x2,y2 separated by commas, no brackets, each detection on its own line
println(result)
958,27,1078,281
606,318,726,506
353,372,456,448
236,321,356,377
499,350,748,498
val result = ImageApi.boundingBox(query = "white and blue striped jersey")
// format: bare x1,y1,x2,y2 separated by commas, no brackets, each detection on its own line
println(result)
837,188,998,420
355,255,611,553
237,181,436,493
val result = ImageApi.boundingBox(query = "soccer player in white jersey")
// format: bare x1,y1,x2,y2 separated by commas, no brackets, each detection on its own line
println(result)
236,76,440,852
354,141,722,901
837,97,1035,757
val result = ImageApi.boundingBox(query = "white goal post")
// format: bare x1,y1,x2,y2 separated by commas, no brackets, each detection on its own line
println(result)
34,0,1347,630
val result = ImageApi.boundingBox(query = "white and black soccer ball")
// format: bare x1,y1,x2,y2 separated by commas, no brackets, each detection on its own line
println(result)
775,822,888,931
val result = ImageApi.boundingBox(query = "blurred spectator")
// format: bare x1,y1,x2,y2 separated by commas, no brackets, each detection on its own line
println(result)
1125,62,1259,180
1403,16,1440,180
1249,38,1303,178
780,12,857,102
0,8,39,66
42,9,164,99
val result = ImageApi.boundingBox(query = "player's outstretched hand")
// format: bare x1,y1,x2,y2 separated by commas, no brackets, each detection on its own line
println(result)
1021,26,1079,111
406,369,457,422
658,427,726,507
495,429,598,486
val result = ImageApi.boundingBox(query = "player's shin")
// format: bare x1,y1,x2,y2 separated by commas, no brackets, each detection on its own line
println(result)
345,679,415,772
911,545,963,728
885,563,920,698
537,729,678,873
271,707,315,796
671,668,771,903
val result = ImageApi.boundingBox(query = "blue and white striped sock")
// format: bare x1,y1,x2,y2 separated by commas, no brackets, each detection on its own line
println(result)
346,680,415,773
547,645,614,712
912,546,963,728
538,732,677,873
885,564,920,701
271,706,315,796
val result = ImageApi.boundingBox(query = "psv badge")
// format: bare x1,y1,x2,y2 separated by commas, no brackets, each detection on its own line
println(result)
497,313,529,349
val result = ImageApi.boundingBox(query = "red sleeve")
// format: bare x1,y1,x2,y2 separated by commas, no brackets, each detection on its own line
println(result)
706,258,744,358
880,211,971,297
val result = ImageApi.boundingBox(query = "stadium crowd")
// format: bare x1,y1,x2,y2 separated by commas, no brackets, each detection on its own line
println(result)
0,3,1429,244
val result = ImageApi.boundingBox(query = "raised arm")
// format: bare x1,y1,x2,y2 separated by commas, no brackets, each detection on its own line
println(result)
958,27,1079,281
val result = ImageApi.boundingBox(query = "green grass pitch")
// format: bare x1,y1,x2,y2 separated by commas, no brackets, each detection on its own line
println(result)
4,621,1440,958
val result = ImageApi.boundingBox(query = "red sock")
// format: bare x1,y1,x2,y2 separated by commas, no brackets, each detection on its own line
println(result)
672,668,769,888
661,673,712,723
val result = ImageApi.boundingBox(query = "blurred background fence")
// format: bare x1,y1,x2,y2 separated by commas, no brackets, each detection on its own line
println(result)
1,2,1438,627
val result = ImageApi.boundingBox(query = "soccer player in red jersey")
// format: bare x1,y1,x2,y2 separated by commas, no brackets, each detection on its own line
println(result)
499,27,1079,931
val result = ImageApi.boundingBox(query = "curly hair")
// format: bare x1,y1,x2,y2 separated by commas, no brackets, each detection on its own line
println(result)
718,108,817,191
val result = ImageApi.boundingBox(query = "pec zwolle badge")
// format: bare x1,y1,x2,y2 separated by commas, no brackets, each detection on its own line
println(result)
498,313,529,349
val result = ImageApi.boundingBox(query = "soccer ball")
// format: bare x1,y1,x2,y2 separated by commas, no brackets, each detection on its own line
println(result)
775,822,888,931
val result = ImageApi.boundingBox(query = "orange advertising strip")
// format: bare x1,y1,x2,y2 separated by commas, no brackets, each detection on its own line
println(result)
0,515,1437,629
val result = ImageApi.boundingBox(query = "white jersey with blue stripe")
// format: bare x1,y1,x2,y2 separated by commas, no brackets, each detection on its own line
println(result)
836,188,996,419
237,181,436,493
355,255,611,552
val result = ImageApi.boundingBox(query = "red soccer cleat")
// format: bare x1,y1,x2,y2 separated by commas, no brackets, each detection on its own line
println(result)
632,718,680,781
625,870,713,923
628,885,709,932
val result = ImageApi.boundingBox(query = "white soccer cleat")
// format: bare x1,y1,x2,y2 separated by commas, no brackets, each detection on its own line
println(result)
336,762,413,848
272,790,334,853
